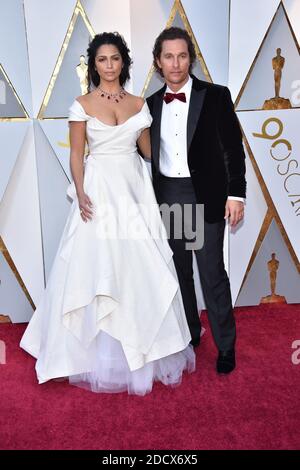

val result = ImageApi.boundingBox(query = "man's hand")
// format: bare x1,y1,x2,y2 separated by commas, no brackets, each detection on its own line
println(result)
224,200,244,227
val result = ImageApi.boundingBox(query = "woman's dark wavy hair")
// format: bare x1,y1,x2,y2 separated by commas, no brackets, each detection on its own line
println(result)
152,27,196,76
87,32,132,91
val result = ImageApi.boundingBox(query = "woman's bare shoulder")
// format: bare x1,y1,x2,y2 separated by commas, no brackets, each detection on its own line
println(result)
126,93,145,109
75,92,96,105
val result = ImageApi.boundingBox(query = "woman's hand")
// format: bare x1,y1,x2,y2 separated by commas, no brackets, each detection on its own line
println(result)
78,191,93,222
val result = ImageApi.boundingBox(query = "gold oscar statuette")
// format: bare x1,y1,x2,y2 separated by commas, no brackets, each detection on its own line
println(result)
76,55,88,95
0,315,11,323
260,253,287,304
0,277,12,322
263,48,292,110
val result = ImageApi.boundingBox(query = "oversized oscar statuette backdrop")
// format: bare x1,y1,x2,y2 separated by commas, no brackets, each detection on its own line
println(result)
260,253,287,304
263,48,292,110
76,55,88,95
0,314,11,323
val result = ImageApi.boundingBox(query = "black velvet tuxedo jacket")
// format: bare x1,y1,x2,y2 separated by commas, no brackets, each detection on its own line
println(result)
146,75,246,223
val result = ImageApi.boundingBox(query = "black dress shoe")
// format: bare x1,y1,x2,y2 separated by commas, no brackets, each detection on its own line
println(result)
216,349,235,374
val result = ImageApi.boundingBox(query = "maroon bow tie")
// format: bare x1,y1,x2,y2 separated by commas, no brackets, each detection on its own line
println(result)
163,92,186,104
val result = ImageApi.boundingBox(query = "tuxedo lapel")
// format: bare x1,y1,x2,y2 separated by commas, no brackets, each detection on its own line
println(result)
187,79,206,153
151,87,165,171
150,78,206,168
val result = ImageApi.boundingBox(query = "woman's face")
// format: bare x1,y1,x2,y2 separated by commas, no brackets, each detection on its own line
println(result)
94,44,123,84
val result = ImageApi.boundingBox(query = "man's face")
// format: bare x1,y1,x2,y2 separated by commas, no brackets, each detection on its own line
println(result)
156,39,191,86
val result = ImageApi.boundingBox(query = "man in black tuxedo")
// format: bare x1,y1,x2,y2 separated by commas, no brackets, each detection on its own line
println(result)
147,27,246,374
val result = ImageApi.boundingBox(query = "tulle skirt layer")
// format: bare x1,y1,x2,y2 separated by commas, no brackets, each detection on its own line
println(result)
69,330,195,396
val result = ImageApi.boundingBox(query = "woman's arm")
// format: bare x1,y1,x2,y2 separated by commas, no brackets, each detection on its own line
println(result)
137,128,151,161
69,121,86,195
69,121,93,221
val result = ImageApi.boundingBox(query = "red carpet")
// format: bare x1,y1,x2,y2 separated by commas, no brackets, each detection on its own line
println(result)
0,304,300,450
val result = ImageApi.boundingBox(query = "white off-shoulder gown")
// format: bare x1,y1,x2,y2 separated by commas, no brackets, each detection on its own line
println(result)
20,100,195,395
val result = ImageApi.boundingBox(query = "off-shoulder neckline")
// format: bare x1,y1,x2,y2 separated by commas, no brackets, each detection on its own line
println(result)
74,99,147,128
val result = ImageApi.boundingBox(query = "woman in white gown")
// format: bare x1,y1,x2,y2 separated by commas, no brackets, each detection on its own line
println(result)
20,32,195,395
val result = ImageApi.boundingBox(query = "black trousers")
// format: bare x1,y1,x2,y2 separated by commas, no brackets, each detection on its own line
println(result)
155,174,236,351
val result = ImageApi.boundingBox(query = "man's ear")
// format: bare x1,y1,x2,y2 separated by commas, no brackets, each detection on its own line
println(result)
156,58,161,70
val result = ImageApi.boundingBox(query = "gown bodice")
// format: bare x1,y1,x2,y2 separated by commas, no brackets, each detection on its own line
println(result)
68,100,152,157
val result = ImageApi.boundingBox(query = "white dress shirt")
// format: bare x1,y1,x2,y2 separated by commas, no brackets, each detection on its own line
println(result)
160,76,192,177
159,75,244,203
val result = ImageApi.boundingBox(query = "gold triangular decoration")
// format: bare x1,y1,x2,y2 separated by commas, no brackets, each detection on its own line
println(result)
235,1,300,111
142,0,212,98
0,63,29,120
0,236,35,309
38,0,95,119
